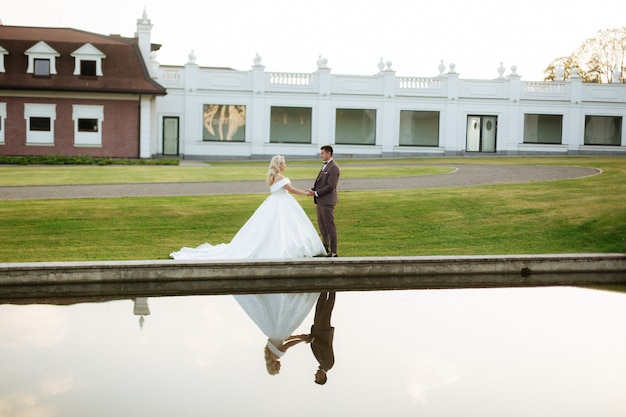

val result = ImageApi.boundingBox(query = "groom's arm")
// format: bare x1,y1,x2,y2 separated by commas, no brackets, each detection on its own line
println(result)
315,166,339,197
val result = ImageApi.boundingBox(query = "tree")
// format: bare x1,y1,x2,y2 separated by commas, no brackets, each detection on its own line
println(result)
544,27,626,83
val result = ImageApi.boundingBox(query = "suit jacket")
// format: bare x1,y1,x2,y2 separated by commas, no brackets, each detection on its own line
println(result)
313,159,340,206
311,325,335,371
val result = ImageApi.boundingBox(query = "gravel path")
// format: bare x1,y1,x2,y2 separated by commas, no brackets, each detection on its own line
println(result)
0,164,600,200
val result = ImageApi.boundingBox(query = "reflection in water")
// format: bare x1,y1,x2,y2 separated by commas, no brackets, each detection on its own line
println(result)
133,298,150,330
310,292,336,385
0,287,625,416
232,292,318,375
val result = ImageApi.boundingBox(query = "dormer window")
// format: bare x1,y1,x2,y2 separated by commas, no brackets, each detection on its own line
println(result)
25,41,59,76
71,43,106,77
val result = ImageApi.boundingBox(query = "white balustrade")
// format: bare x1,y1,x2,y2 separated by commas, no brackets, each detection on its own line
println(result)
399,77,441,90
161,69,181,81
269,72,312,86
524,82,565,94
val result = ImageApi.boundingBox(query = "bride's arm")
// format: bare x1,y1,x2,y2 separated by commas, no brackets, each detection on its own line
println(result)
273,175,312,196
280,337,307,352
283,182,312,196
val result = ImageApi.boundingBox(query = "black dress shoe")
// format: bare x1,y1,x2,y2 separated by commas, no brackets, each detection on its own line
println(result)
326,253,337,257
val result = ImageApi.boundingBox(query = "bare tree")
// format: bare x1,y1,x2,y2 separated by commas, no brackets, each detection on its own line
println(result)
543,56,581,81
544,27,626,83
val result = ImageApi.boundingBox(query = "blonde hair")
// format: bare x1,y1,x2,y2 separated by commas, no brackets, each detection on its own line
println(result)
266,155,284,186
264,345,280,375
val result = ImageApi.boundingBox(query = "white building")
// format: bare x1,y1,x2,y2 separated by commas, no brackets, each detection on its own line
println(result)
145,18,626,159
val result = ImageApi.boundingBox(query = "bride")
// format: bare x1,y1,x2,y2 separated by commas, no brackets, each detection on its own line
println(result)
170,155,326,260
170,155,326,374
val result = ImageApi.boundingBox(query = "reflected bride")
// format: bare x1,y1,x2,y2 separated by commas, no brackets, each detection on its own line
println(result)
235,292,317,375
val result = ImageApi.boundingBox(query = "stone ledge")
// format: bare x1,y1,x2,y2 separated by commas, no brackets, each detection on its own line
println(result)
1,254,625,303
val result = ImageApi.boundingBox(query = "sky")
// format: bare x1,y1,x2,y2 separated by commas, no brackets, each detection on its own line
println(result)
4,0,626,80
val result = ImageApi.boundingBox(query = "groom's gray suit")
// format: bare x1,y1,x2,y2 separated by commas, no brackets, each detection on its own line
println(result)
313,159,340,255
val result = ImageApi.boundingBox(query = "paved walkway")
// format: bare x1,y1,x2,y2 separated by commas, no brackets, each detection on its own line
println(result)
0,164,600,200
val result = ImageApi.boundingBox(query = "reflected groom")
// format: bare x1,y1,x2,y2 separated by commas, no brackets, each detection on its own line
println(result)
307,291,335,385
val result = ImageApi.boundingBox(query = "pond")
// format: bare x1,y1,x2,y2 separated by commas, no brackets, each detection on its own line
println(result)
1,286,625,417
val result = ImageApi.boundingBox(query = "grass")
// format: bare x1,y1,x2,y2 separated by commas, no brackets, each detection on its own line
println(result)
0,162,452,185
0,156,624,262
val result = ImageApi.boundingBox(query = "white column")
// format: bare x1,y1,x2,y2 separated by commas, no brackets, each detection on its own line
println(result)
380,66,397,154
506,69,522,153
250,59,267,155
442,66,461,154
315,67,332,146
139,96,152,158
567,70,584,152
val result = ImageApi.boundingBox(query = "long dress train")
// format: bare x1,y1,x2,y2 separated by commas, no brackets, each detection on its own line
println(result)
170,177,326,260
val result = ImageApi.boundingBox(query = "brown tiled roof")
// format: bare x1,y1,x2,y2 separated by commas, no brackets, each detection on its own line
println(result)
0,26,166,95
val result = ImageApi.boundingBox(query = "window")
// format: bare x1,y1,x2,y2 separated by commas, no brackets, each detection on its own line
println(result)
24,103,56,144
399,111,440,146
523,114,563,144
73,105,104,147
584,116,622,146
71,43,106,76
30,117,51,131
78,118,99,132
202,104,246,142
25,41,59,76
335,109,376,145
80,60,97,77
34,59,50,76
270,107,312,143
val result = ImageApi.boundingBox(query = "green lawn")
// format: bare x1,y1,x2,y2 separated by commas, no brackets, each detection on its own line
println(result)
0,156,624,262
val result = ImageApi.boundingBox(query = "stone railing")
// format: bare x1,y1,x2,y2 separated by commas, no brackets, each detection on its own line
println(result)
398,77,442,90
524,81,566,94
156,63,625,104
269,72,312,86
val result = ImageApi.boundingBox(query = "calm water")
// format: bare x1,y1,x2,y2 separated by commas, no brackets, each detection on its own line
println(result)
1,286,625,417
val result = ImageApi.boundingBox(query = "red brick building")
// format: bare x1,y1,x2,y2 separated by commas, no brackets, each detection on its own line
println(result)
0,19,165,158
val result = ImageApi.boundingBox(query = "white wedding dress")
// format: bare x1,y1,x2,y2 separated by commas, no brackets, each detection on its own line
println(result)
170,178,324,349
169,177,326,260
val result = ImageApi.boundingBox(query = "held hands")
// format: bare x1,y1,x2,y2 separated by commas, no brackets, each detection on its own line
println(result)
306,189,314,197
288,334,313,343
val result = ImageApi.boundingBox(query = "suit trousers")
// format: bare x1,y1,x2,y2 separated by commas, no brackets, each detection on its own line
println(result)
316,204,337,254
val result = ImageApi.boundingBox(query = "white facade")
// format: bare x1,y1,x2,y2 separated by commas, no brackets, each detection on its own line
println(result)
143,34,626,160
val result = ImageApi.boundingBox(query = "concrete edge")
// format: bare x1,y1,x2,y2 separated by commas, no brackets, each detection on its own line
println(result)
1,253,625,303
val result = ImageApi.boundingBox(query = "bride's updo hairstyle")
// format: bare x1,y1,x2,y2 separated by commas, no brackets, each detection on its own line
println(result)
264,345,280,375
266,154,284,186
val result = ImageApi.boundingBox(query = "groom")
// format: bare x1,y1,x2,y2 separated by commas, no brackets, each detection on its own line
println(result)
309,145,340,257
